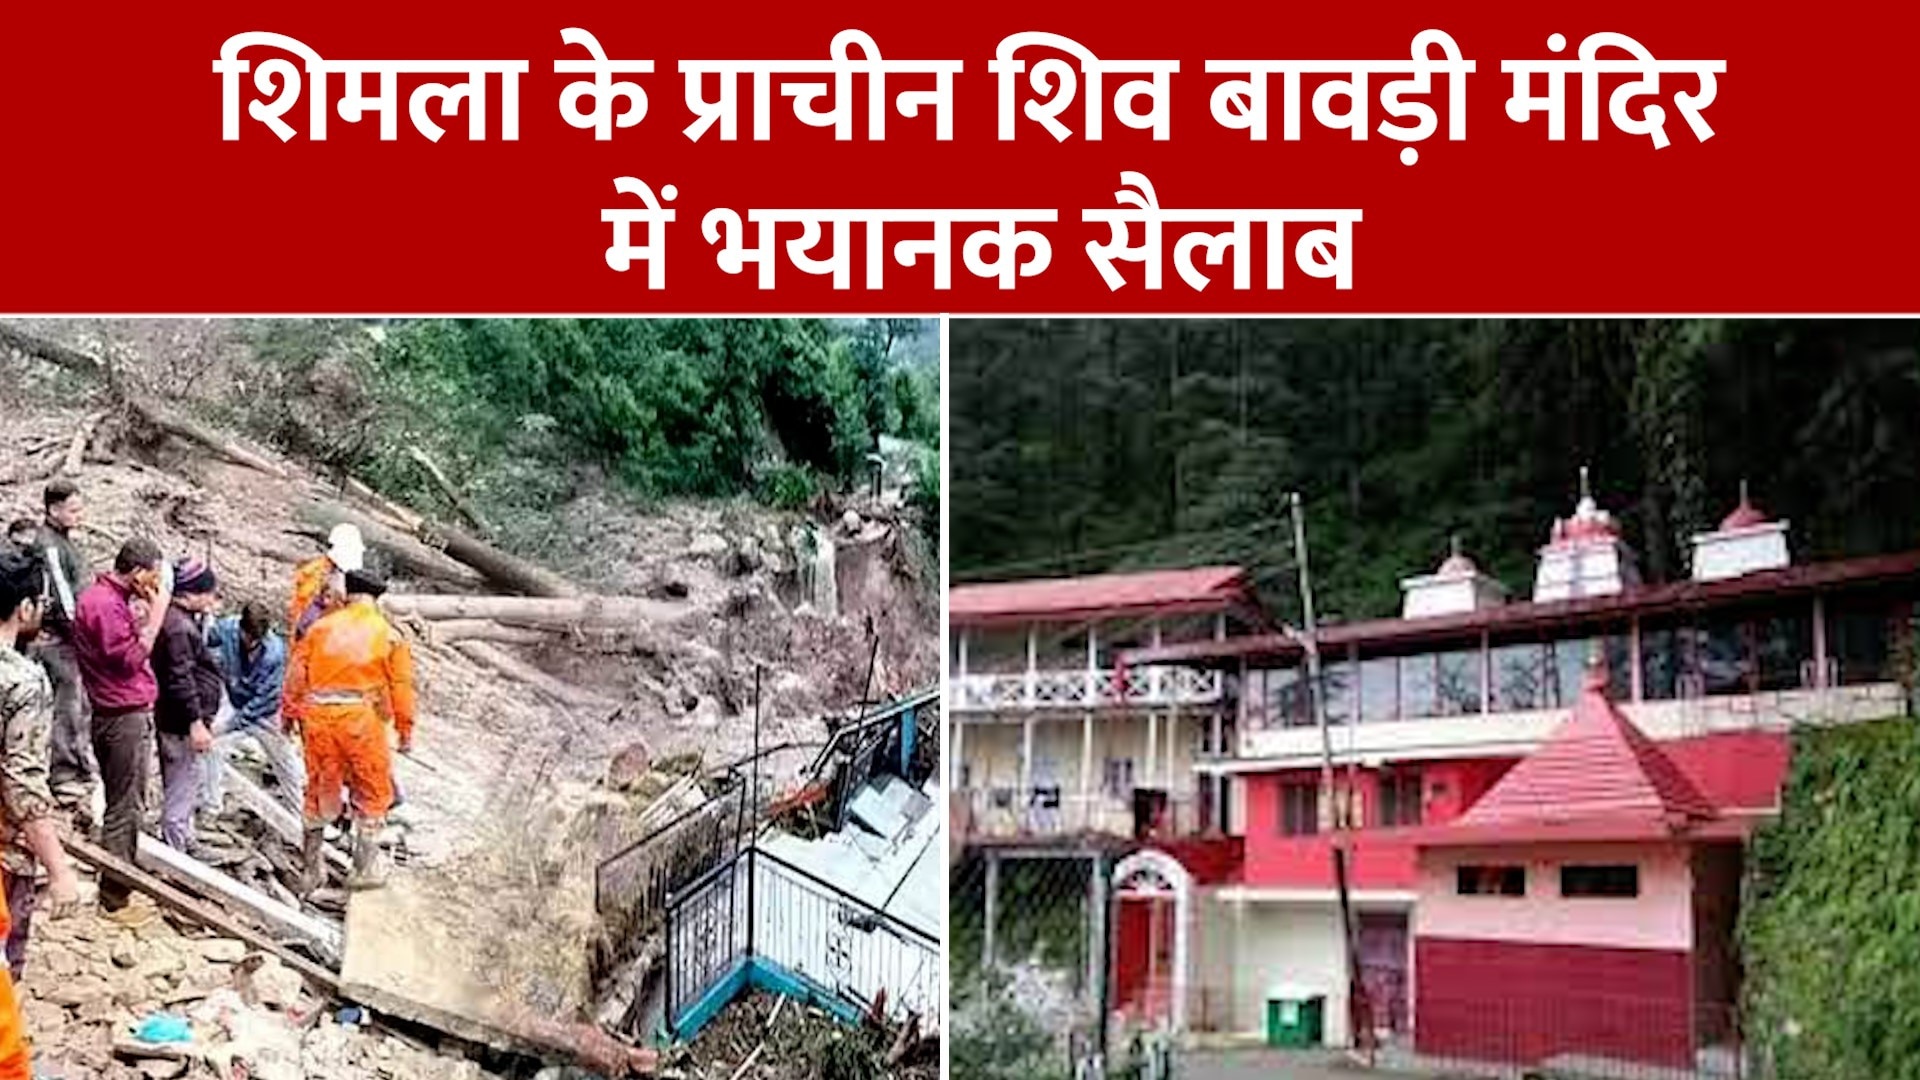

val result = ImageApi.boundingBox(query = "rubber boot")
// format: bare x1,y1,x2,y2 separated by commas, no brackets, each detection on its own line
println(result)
299,825,327,896
347,819,389,891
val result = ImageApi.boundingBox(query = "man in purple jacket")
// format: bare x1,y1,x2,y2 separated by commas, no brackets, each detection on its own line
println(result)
71,538,170,922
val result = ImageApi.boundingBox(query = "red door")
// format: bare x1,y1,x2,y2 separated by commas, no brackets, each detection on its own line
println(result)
1359,912,1410,1038
1113,895,1176,1024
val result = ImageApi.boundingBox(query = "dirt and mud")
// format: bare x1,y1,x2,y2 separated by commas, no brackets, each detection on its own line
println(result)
0,325,939,1079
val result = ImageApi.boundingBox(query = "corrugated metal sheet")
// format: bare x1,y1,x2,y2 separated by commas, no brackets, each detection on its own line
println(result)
949,565,1250,624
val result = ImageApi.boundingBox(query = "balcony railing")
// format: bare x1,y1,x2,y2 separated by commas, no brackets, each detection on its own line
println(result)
951,786,1210,841
949,666,1224,713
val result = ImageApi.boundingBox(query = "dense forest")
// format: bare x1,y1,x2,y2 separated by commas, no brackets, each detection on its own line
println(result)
950,319,1920,622
226,317,939,541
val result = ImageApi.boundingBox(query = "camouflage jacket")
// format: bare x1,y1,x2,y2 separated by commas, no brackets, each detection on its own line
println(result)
0,645,56,877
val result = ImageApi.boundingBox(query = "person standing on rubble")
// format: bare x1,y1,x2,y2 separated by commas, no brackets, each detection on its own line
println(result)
0,552,82,983
289,523,363,643
282,568,414,892
2,523,34,557
203,600,302,812
32,481,96,827
71,538,170,925
150,559,223,853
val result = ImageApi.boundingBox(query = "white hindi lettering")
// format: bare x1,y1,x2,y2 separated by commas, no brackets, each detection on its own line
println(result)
681,30,961,142
1205,30,1473,166
601,177,679,289
1502,32,1723,147
700,209,1058,290
215,32,527,142
556,29,653,140
1082,172,1361,291
990,33,1179,141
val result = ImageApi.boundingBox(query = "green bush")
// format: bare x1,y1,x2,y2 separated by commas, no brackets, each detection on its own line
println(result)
1741,718,1920,1079
759,464,821,512
952,974,1072,1080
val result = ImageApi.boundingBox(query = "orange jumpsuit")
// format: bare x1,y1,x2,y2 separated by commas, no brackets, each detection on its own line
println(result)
288,556,339,642
0,889,26,1080
282,599,415,826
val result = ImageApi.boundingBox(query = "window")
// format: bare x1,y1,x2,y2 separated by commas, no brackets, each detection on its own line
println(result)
1491,642,1549,712
1698,613,1754,696
1456,865,1525,896
1561,864,1639,897
1639,621,1684,701
1377,771,1423,827
1435,649,1482,715
1359,655,1398,723
1320,659,1355,725
1400,654,1438,718
1103,758,1135,797
1279,781,1320,836
1548,631,1633,704
1827,596,1900,686
1753,610,1813,691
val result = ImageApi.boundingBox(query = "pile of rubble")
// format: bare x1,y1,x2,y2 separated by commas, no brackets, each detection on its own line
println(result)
21,877,501,1080
0,323,940,1079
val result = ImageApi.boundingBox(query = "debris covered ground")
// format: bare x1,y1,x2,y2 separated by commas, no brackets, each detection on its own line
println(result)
668,992,938,1080
0,324,940,1078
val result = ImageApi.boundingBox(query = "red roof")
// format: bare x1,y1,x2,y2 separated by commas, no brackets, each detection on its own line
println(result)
949,565,1251,625
1125,548,1920,667
1719,498,1771,531
1422,662,1717,847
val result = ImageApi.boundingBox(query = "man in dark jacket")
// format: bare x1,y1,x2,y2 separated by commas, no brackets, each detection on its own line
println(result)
152,559,221,851
33,481,95,822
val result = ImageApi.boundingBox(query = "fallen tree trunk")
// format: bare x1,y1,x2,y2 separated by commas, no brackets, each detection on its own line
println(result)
62,834,342,992
406,445,490,535
0,323,290,479
383,593,686,629
452,640,615,709
295,503,484,589
419,521,578,599
419,619,554,646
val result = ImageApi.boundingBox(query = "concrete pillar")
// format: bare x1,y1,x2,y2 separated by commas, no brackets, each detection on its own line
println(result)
1811,596,1830,688
1145,711,1159,793
1080,710,1095,832
1020,715,1036,818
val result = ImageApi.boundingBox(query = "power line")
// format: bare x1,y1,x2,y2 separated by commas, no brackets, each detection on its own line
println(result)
950,516,1295,582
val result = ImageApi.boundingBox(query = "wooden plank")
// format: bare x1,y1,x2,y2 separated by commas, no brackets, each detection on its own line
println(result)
61,835,341,992
136,834,343,960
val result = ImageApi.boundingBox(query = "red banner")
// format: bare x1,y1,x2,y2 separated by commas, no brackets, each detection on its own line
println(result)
1,2,1913,313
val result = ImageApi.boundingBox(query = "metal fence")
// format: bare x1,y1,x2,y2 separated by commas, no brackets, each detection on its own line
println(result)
951,847,1115,1079
663,845,942,1041
594,781,749,971
1396,996,1746,1080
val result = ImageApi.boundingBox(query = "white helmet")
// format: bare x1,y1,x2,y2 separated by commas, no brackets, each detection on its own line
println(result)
327,523,366,573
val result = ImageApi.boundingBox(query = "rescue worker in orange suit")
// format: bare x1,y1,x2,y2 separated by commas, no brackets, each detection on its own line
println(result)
0,890,26,1080
288,524,364,644
281,568,413,892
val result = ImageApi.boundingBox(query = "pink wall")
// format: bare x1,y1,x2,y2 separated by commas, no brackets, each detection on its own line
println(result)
1241,759,1518,890
1414,841,1694,950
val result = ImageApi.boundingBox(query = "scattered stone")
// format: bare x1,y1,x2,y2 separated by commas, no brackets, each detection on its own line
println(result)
110,941,139,969
249,958,305,1011
44,976,114,1010
687,532,728,557
198,939,248,964
135,1060,186,1080
605,742,653,792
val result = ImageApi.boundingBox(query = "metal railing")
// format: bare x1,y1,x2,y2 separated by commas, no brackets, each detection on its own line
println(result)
663,846,941,1040
952,786,1211,840
594,782,749,969
949,666,1224,712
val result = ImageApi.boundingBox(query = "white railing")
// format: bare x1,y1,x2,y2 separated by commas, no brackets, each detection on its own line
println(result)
952,788,1206,840
948,666,1224,713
